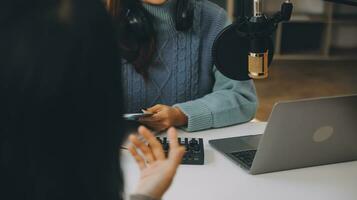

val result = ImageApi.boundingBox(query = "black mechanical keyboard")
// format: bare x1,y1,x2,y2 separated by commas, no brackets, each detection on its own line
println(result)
231,150,257,168
157,137,204,165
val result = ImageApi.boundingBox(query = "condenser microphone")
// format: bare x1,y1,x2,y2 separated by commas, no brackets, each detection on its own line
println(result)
247,0,269,79
212,0,293,81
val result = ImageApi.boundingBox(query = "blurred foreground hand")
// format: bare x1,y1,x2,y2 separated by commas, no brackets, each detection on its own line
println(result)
128,126,185,199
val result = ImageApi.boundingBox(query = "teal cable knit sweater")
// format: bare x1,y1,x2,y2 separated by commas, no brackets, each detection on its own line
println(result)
121,0,258,132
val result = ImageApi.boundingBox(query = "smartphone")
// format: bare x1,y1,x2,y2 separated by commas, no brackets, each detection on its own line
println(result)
123,113,153,121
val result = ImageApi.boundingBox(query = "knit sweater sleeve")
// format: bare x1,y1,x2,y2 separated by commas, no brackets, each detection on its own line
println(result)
175,68,258,132
174,2,258,132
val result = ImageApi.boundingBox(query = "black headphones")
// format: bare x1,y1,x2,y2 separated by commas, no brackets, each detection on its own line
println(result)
125,0,194,41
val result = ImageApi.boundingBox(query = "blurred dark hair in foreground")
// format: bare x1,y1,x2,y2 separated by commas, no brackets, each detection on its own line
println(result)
0,1,125,200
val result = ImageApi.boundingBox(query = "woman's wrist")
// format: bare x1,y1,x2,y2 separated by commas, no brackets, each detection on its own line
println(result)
173,107,188,127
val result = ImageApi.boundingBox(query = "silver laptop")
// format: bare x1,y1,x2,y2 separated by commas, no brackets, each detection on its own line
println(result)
209,95,357,175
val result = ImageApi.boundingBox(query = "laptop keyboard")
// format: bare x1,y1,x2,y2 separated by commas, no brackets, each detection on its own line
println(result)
230,150,257,168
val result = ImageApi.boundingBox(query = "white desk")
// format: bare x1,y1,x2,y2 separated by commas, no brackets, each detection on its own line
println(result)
122,122,357,200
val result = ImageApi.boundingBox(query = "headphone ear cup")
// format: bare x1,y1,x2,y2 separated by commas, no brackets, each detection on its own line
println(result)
175,0,194,31
125,6,154,41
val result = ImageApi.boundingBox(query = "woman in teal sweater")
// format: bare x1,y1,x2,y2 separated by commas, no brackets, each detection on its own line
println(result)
108,0,258,132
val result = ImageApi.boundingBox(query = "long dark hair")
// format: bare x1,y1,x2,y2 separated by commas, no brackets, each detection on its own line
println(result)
0,1,125,200
108,0,157,78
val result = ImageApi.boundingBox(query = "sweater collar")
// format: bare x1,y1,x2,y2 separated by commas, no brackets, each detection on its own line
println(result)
142,0,178,36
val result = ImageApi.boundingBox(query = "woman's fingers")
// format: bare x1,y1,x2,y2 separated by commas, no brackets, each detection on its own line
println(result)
140,120,167,132
129,134,155,163
146,104,164,113
138,126,166,160
128,144,146,170
140,121,160,129
167,128,185,166
139,114,161,122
